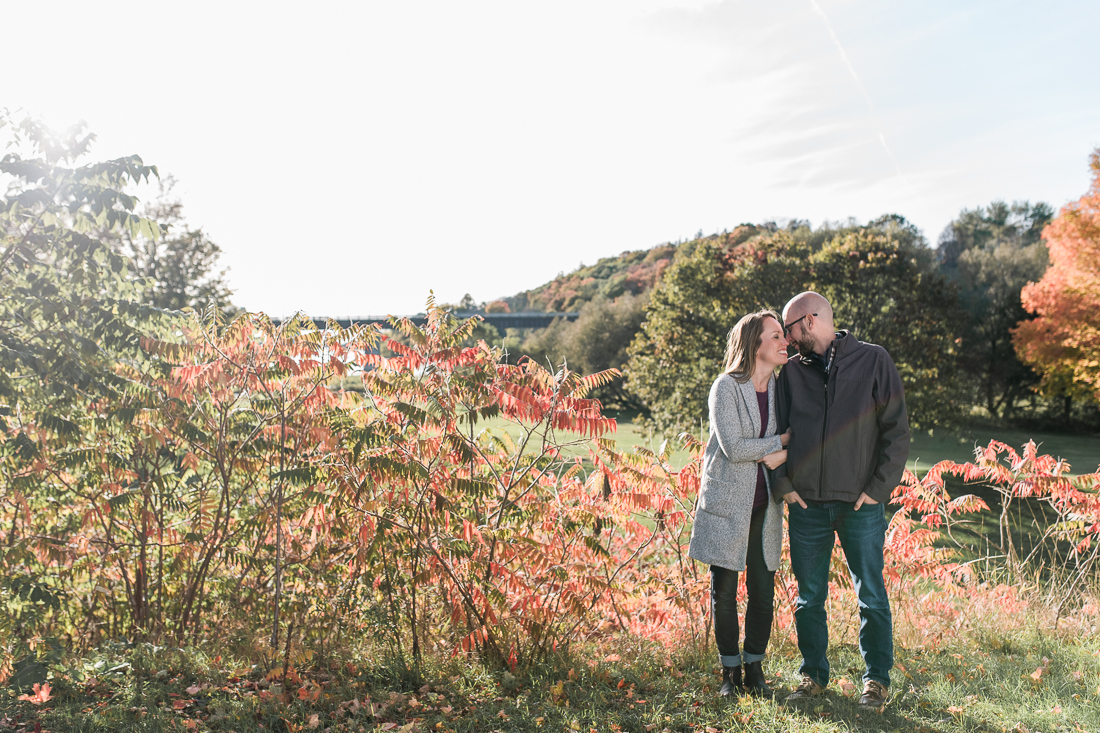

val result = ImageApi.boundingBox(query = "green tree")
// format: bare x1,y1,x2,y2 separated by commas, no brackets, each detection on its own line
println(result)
625,233,807,431
0,114,162,668
626,219,965,433
937,201,1052,418
0,115,161,419
809,224,965,430
519,293,648,409
105,175,236,313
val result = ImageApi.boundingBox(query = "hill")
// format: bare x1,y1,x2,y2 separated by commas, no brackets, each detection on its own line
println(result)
497,225,763,313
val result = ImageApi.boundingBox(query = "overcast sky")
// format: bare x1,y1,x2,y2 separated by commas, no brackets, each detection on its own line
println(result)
6,0,1098,316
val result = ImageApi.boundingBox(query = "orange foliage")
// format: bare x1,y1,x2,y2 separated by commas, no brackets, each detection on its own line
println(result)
1014,149,1100,402
6,299,1098,669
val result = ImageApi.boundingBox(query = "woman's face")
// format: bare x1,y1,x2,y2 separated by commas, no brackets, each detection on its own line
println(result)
755,317,789,370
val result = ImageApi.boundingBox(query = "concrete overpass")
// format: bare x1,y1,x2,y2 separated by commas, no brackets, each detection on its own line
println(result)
273,312,580,331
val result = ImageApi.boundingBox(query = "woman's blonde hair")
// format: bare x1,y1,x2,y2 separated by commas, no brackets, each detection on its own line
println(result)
724,309,782,382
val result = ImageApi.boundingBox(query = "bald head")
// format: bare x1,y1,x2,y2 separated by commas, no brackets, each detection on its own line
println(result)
782,292,836,356
783,292,833,327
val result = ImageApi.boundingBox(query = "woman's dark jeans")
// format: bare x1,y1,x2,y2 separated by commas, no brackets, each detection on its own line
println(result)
711,505,774,668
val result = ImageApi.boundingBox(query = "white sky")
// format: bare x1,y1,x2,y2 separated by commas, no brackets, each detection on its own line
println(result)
6,0,1098,316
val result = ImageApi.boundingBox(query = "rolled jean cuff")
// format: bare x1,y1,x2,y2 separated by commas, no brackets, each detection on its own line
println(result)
719,653,741,668
742,651,765,664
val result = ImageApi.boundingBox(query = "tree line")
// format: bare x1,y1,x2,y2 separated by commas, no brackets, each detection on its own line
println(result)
509,181,1100,434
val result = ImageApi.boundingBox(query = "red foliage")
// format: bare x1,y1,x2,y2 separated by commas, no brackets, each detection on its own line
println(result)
1014,149,1100,402
6,300,1098,668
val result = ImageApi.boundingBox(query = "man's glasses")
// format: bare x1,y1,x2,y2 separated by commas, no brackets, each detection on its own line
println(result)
783,313,816,337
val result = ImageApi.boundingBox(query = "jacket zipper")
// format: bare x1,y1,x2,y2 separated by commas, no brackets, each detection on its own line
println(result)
819,369,829,498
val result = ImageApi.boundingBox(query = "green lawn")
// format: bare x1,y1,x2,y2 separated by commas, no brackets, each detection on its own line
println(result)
469,417,699,469
6,624,1098,732
907,425,1100,476
473,415,1100,477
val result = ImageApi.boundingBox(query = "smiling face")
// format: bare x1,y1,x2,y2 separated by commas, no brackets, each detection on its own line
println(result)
755,316,789,370
784,313,818,357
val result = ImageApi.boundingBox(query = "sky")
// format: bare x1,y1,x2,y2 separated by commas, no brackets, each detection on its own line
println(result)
5,0,1099,316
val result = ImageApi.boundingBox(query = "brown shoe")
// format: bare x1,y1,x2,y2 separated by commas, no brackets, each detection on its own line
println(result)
858,680,889,712
784,675,826,701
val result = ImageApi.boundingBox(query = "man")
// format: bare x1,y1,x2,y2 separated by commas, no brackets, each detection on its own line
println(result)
772,292,910,713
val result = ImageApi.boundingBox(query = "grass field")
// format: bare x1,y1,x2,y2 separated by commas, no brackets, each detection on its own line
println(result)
906,425,1100,476
4,622,1098,733
474,415,1100,478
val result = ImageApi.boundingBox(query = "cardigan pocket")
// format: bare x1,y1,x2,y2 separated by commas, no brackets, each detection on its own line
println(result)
696,477,741,519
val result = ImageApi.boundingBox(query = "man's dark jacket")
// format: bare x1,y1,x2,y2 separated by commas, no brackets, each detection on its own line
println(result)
772,331,910,505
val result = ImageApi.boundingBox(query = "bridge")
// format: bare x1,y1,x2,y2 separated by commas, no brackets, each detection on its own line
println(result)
273,312,580,331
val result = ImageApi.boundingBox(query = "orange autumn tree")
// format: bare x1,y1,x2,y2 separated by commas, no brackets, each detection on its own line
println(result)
1013,149,1100,404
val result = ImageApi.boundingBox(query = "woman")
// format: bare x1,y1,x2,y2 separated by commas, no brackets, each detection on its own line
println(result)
687,310,790,697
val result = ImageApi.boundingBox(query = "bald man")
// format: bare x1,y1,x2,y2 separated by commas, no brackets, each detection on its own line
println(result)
773,292,909,713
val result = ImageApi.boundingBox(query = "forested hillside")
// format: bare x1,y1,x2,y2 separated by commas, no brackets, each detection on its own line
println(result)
501,244,675,313
503,211,1099,431
499,225,762,313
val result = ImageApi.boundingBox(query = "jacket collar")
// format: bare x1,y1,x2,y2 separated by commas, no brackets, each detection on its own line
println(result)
798,330,851,373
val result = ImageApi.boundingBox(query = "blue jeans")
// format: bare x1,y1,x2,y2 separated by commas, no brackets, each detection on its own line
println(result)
788,501,892,688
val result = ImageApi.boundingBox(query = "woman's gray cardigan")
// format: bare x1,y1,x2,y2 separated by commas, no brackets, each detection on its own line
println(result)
687,372,785,572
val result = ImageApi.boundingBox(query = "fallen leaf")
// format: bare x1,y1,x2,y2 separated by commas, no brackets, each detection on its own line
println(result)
186,685,202,695
307,713,321,729
17,682,52,705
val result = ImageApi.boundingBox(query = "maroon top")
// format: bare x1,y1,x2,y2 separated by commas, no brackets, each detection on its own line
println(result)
753,390,769,509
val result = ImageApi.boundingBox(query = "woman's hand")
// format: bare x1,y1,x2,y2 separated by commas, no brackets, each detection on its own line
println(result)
760,450,787,470
780,429,792,447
